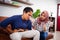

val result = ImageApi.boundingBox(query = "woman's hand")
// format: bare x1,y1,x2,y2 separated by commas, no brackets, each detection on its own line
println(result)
43,24,47,31
32,26,36,30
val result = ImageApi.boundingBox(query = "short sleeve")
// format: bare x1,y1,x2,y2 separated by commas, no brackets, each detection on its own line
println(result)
32,20,37,27
46,21,51,31
0,16,16,28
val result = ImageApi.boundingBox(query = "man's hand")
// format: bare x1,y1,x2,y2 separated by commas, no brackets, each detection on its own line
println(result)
18,29,25,32
25,29,28,31
13,29,18,32
13,29,25,32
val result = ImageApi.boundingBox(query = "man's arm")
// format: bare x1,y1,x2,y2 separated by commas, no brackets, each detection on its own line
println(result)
6,25,25,33
6,25,13,34
0,16,17,33
0,16,15,28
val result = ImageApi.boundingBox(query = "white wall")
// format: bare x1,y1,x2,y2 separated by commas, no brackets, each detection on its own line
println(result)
0,0,57,17
30,0,57,17
57,0,60,3
0,0,57,31
0,4,28,17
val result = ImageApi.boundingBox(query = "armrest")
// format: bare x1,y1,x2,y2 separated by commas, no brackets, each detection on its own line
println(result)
0,24,12,35
0,27,9,35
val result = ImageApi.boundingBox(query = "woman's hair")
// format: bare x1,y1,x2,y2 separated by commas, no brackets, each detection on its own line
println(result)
37,10,49,24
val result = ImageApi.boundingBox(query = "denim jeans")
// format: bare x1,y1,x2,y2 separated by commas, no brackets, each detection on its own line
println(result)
40,31,48,40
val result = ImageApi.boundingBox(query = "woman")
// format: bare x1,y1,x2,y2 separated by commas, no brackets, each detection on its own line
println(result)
33,10,53,40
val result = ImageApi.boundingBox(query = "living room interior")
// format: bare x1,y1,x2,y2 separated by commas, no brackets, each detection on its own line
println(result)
0,0,60,40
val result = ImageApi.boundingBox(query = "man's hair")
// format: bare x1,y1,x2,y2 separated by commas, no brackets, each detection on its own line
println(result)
23,7,33,13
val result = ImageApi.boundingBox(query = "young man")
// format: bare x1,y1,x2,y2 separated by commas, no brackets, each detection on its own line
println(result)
0,7,40,40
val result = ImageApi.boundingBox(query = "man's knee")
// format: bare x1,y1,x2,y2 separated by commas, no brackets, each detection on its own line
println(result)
10,32,21,40
34,30,40,35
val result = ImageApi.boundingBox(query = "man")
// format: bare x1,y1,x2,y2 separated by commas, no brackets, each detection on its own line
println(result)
0,7,40,40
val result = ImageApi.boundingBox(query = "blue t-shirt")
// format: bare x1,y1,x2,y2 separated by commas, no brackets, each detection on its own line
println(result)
0,15,32,30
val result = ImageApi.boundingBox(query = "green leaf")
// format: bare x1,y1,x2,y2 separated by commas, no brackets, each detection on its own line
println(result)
32,9,41,18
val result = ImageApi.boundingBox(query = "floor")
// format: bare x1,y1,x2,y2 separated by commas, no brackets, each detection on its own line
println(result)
55,31,60,40
49,31,60,40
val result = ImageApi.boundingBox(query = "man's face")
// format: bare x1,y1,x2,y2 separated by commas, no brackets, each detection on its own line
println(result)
24,11,32,20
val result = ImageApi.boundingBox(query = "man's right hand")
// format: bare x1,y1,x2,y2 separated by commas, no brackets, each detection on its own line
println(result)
13,29,25,32
18,29,25,32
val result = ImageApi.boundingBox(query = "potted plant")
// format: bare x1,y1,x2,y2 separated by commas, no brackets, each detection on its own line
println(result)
32,9,41,19
30,9,41,23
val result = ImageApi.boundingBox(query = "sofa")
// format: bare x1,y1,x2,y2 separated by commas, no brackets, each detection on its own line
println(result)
0,16,33,40
0,16,53,40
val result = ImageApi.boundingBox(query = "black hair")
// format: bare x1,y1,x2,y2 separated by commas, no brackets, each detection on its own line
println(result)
23,7,33,13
